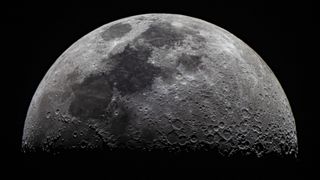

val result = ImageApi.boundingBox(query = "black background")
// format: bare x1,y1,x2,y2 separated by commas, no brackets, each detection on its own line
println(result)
4,1,316,179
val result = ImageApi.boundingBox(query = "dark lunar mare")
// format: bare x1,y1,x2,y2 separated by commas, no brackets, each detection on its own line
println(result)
101,23,132,41
106,44,162,96
140,22,185,48
177,53,203,72
69,74,113,120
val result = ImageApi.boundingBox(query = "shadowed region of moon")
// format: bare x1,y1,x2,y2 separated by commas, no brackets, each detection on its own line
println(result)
22,14,298,161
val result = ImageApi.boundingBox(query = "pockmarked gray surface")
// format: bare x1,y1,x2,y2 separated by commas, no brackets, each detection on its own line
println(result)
22,14,298,158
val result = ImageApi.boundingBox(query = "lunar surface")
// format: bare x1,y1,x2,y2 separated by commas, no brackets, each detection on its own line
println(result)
22,14,298,158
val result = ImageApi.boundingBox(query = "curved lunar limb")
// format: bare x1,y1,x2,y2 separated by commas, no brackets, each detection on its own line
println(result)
22,14,298,159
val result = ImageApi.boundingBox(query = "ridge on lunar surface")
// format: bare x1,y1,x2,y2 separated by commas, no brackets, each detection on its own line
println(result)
22,14,298,159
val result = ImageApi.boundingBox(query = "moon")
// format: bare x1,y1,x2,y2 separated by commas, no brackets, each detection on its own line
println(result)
22,14,298,158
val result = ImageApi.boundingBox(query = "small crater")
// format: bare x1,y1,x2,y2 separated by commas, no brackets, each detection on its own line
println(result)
221,129,232,141
239,120,248,133
178,135,187,145
190,134,198,143
167,131,179,144
238,140,250,150
80,140,88,148
218,122,225,129
241,108,251,119
171,119,183,130
213,133,222,143
101,23,132,41
252,125,262,133
114,110,119,116
205,134,215,144
73,131,77,138
46,112,51,119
